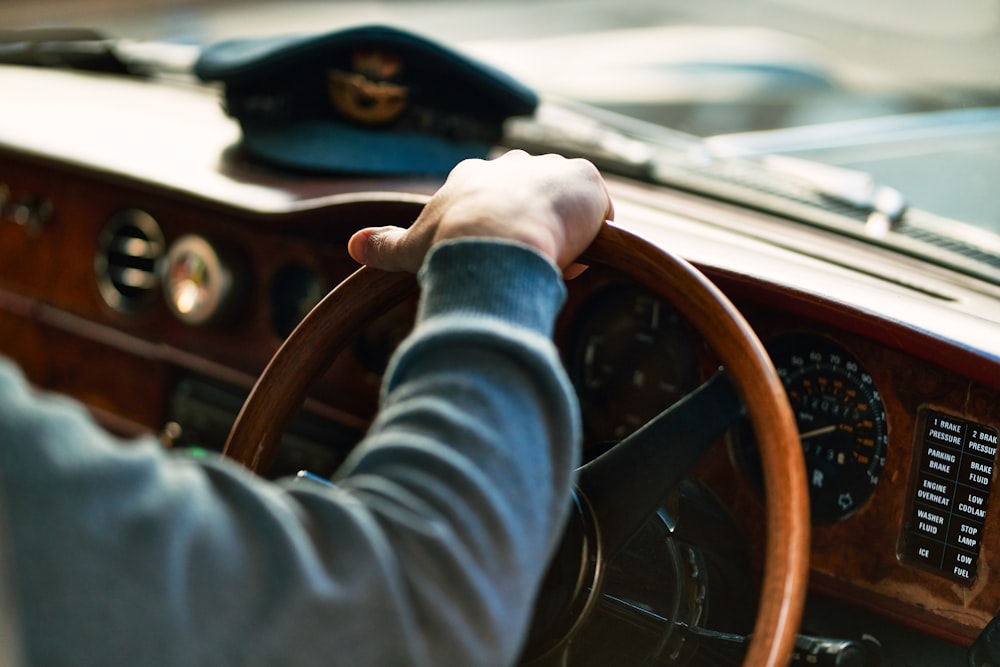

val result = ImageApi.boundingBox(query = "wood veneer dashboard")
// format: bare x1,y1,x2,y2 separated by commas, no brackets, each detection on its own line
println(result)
0,148,436,466
3,65,1000,653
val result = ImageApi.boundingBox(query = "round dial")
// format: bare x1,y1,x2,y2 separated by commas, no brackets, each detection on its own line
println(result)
740,334,888,523
570,285,700,451
163,235,244,326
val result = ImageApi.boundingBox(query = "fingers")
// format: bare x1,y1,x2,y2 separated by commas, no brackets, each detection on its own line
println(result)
562,261,590,280
348,151,613,274
347,226,420,273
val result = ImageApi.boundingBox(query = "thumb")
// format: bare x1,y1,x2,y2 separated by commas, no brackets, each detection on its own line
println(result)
347,226,418,272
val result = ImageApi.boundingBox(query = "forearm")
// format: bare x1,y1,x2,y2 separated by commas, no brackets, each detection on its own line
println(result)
335,239,580,663
0,239,580,666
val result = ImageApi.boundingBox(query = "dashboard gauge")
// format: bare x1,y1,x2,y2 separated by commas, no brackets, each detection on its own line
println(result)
163,234,245,326
569,285,700,450
270,262,327,338
739,333,888,523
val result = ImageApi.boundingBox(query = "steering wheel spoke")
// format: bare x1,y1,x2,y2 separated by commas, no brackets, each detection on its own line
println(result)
576,369,742,560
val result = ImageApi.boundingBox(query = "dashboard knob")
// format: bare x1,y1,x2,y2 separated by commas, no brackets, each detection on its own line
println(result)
2,190,51,235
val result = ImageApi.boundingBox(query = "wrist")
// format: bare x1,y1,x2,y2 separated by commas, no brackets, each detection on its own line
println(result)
417,239,566,336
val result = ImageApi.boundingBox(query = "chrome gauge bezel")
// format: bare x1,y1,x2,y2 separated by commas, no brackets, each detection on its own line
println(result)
94,208,166,313
162,234,240,326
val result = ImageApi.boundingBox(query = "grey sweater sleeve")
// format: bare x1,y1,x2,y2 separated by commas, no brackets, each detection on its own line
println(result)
0,239,580,667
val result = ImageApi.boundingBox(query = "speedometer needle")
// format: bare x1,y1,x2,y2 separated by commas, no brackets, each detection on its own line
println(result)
800,424,837,440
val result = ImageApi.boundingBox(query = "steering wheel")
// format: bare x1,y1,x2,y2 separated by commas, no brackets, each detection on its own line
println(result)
224,222,809,667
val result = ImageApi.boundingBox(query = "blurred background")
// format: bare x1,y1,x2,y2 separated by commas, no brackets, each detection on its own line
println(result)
4,0,1000,230
5,0,999,132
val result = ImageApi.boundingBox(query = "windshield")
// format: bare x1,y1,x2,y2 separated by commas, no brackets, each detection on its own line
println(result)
6,0,1000,240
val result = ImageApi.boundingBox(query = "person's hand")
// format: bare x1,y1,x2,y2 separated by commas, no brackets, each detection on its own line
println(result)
348,150,613,277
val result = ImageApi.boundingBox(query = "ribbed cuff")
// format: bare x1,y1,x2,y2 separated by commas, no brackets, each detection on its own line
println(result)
416,239,567,336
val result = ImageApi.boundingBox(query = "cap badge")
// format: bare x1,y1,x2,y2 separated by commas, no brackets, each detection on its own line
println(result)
328,49,408,126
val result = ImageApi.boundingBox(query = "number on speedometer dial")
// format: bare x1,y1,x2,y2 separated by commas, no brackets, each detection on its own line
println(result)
740,334,889,523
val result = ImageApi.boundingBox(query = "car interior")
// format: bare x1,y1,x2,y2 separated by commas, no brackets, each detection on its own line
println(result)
2,1,1000,665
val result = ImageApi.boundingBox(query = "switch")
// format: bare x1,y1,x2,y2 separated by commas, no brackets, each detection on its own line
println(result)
8,196,52,235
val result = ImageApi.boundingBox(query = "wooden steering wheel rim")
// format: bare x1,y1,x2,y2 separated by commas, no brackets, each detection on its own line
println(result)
224,222,809,667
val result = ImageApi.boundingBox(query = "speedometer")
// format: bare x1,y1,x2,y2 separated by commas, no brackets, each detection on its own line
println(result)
739,334,889,523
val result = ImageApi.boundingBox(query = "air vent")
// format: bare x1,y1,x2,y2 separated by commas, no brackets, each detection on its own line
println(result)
95,209,166,312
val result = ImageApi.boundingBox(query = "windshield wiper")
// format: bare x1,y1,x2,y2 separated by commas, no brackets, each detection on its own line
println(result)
506,100,663,179
508,99,1000,287
0,28,198,78
508,100,908,231
735,154,908,237
0,28,130,74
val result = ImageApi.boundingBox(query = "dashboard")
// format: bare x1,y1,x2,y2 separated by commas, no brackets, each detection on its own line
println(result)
559,230,1000,644
4,64,1000,664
